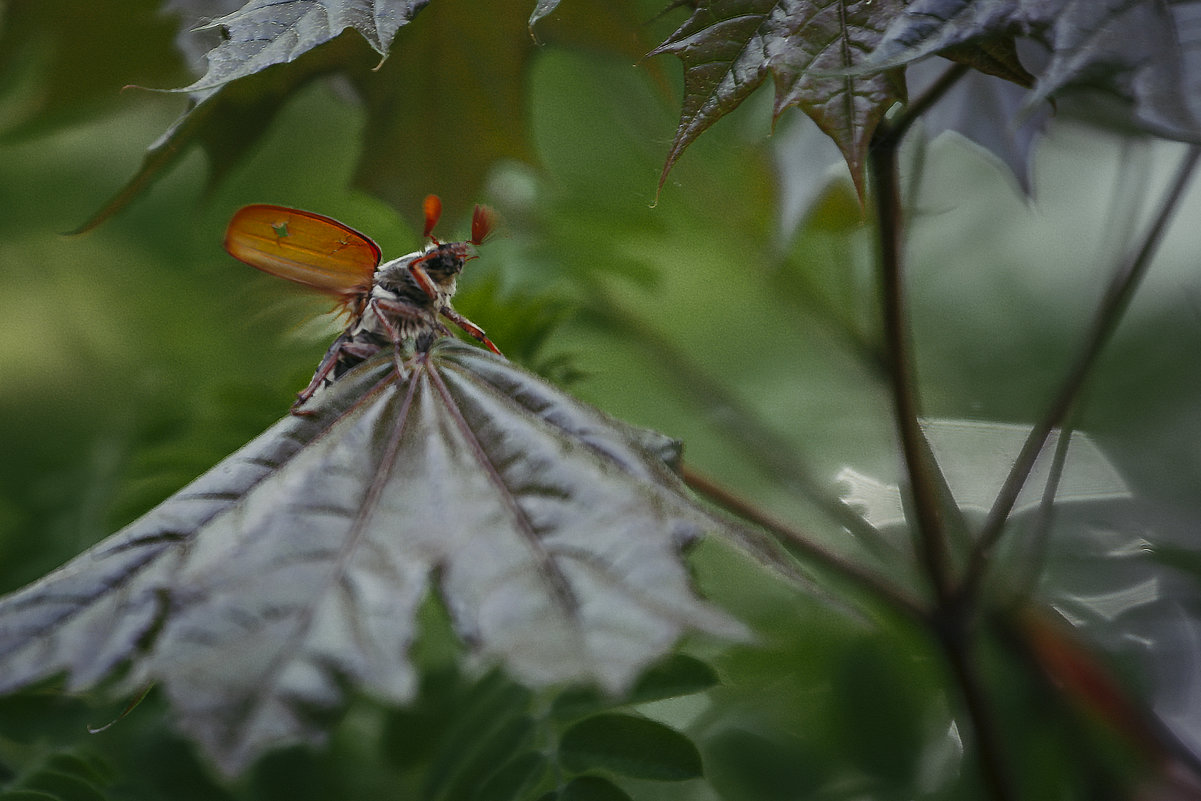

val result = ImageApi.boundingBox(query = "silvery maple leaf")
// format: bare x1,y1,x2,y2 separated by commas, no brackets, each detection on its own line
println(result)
0,340,744,775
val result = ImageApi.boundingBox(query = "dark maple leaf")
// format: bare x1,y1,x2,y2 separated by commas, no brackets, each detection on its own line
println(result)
867,0,1058,69
869,0,1201,141
649,0,907,200
1029,0,1201,139
940,36,1036,87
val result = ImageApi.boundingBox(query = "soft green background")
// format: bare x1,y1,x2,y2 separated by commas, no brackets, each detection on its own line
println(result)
2,5,1201,799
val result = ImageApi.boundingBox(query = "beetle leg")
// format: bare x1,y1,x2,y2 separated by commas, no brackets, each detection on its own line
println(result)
441,305,502,355
370,295,448,378
291,335,384,414
406,258,440,301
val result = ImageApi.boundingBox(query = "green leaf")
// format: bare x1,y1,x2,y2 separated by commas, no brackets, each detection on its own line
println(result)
558,775,634,801
832,638,926,786
470,751,549,801
417,671,535,801
626,654,720,704
39,755,111,790
0,340,744,776
649,0,906,199
558,714,703,781
350,0,657,220
11,771,105,801
380,669,465,769
81,0,660,232
550,687,609,722
550,654,720,721
70,0,427,232
705,728,820,801
436,716,536,801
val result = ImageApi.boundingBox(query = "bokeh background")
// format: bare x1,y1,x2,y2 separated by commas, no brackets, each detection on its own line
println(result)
2,1,1201,799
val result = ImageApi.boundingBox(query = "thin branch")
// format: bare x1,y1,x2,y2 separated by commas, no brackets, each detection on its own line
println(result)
578,295,898,561
868,62,1015,801
1014,421,1076,601
891,63,970,143
938,626,1015,801
962,143,1201,600
682,467,925,622
869,119,954,605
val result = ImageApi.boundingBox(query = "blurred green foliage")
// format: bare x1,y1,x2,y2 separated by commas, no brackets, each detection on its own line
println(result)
3,2,1201,800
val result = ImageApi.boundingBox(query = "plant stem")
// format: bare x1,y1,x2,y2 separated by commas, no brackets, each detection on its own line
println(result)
893,63,969,143
869,119,954,605
962,143,1201,600
868,63,1016,801
682,467,925,622
579,295,897,560
1015,422,1076,601
937,620,1014,801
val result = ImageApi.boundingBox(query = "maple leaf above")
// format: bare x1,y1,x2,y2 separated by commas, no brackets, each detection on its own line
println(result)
650,0,1201,206
649,0,906,201
179,0,430,98
869,0,1201,139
